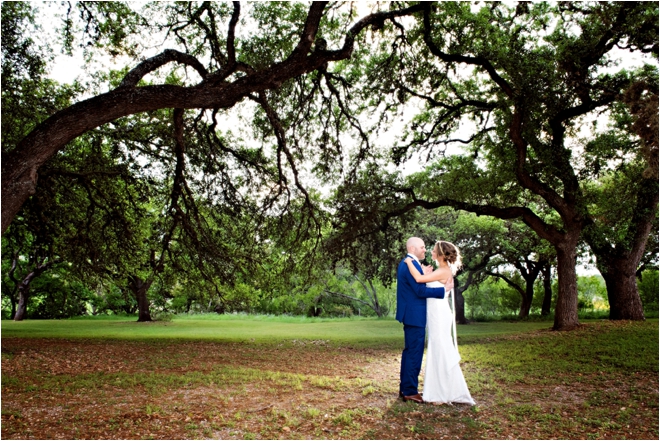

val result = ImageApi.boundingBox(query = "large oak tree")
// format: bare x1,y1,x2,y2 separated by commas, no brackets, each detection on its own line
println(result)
332,1,657,330
1,1,427,233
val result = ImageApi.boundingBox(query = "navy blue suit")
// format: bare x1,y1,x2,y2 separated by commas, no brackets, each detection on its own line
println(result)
396,255,446,396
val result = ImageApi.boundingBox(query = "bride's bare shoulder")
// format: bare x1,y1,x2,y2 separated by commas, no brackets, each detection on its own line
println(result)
435,266,453,283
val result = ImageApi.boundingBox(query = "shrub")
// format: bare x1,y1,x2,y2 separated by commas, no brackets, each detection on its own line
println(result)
151,311,174,322
638,270,659,314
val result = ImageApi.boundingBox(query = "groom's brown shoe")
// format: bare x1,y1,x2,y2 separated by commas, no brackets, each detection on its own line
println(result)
402,393,424,404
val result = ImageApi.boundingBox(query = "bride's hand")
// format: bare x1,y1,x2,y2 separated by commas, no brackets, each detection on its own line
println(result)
404,257,412,263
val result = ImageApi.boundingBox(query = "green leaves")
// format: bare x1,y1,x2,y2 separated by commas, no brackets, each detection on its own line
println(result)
1,2,80,155
62,2,147,57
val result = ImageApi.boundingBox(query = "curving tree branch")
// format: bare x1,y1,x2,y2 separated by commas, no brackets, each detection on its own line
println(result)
119,49,209,88
380,186,566,245
2,1,430,233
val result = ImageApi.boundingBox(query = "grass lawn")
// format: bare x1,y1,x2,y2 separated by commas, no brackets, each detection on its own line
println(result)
1,316,658,439
1,314,552,345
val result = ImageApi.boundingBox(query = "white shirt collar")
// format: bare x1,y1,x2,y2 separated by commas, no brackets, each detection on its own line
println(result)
407,253,420,262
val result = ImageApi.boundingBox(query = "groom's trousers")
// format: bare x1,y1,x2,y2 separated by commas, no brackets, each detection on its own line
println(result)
400,324,426,396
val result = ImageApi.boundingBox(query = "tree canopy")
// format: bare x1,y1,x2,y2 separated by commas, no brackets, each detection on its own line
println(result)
328,1,658,329
1,1,658,327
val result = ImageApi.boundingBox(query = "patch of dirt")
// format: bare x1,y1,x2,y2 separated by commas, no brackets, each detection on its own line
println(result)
1,338,658,439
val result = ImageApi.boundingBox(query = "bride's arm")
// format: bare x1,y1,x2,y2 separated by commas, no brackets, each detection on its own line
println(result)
404,258,443,283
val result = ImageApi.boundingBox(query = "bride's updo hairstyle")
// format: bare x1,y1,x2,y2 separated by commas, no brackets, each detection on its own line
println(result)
434,241,462,273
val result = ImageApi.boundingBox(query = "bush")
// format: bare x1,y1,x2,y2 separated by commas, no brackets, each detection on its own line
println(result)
88,285,137,315
467,313,554,323
577,275,608,311
464,278,521,319
638,270,659,314
320,303,354,318
151,310,174,322
29,274,91,319
577,309,611,320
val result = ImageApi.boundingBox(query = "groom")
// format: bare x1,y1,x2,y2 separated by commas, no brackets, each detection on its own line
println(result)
396,237,451,404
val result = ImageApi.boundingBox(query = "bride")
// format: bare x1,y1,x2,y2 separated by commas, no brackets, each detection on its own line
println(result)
404,240,475,405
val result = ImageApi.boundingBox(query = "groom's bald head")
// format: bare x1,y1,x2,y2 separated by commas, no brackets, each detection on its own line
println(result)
406,237,426,260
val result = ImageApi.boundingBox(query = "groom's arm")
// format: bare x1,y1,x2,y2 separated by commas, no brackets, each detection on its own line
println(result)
412,280,445,299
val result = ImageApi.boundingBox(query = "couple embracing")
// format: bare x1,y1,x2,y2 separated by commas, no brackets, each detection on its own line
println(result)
396,237,475,405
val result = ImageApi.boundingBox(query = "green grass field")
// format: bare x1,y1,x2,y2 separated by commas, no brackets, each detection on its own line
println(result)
2,316,658,440
1,314,553,345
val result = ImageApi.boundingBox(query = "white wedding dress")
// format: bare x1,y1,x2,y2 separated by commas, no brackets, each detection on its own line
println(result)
423,281,475,405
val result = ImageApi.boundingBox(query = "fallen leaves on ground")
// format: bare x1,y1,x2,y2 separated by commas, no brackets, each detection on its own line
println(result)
1,335,657,439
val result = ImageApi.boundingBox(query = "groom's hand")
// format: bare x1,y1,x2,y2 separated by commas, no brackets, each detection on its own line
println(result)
445,277,454,292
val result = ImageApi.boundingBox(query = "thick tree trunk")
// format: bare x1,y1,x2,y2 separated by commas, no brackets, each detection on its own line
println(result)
13,262,52,321
6,256,19,319
128,276,153,322
518,284,534,319
136,288,152,322
454,287,468,324
13,279,32,321
510,273,536,320
518,261,545,319
309,296,322,317
10,294,17,320
541,264,553,316
553,242,580,330
14,288,29,321
584,175,656,321
600,258,645,320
